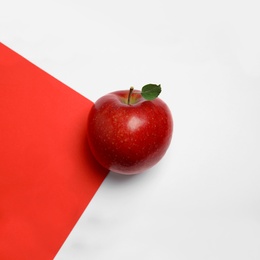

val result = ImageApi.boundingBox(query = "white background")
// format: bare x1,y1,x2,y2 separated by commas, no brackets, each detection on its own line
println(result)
1,0,260,259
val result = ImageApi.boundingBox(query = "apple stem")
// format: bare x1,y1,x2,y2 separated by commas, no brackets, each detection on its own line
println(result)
127,87,134,105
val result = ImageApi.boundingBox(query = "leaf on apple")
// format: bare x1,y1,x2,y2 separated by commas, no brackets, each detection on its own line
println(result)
141,84,161,100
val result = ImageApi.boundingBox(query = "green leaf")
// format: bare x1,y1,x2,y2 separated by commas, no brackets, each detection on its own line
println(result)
141,84,162,100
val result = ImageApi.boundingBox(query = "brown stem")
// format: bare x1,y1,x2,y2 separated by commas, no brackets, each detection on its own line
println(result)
127,86,134,105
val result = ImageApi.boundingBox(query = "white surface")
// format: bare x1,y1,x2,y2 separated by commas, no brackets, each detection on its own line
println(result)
1,0,260,259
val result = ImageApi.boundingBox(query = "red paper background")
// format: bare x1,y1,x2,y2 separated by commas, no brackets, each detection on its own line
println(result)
0,43,108,259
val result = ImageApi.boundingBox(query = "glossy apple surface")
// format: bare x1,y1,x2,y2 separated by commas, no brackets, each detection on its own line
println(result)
87,89,173,175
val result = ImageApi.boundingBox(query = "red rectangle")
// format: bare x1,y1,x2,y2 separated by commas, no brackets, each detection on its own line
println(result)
0,43,108,259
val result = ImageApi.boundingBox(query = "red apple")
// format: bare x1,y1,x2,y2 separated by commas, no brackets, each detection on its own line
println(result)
87,84,173,175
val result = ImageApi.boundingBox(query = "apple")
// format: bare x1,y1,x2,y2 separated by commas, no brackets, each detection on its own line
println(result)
87,84,173,175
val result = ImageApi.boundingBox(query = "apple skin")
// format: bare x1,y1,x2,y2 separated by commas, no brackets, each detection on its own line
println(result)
87,89,173,175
